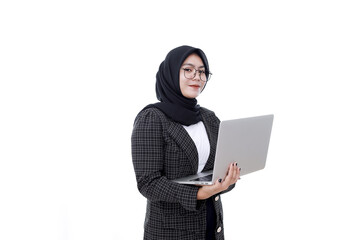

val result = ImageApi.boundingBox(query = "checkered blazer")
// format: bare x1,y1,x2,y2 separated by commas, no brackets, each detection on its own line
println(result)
132,107,235,240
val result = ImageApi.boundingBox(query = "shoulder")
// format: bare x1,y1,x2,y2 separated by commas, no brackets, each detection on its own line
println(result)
199,106,216,117
133,106,169,128
199,107,220,123
135,106,165,118
131,107,167,150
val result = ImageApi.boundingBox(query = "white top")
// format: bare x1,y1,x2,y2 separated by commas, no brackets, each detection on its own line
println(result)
182,121,210,173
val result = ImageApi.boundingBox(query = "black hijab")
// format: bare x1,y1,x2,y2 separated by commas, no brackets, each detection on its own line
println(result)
144,45,210,126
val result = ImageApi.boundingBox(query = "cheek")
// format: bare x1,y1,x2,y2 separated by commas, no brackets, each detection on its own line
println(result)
179,80,186,95
179,75,185,92
200,82,206,92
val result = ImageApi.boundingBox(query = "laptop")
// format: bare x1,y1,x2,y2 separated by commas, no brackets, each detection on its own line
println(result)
173,114,274,185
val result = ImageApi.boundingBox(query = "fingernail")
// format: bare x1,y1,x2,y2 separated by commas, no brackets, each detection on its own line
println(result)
218,179,222,183
236,162,238,166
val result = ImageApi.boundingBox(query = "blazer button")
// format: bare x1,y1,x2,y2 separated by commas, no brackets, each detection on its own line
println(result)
217,227,222,233
215,196,219,201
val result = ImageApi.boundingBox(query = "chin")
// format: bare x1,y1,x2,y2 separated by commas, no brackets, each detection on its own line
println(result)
184,93,200,99
181,87,202,99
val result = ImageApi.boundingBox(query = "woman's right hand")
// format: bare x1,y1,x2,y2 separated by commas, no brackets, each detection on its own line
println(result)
197,162,241,200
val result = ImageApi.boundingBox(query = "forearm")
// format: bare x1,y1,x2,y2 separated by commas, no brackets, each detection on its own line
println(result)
197,183,235,200
137,171,202,211
197,187,211,200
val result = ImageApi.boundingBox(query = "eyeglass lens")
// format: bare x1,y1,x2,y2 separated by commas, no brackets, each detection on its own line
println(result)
183,67,210,81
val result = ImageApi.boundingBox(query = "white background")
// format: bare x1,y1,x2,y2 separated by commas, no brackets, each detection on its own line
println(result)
1,0,359,239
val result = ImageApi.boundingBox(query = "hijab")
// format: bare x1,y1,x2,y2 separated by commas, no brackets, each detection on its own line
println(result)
144,45,210,126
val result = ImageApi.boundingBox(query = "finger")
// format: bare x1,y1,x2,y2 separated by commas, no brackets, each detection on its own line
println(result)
232,162,238,179
226,162,233,175
224,163,236,185
229,163,239,184
236,167,241,180
214,178,223,187
214,178,226,192
229,162,240,184
222,163,232,183
236,165,240,177
224,163,234,182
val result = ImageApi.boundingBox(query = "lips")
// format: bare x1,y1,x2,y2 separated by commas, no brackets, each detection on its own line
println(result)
189,84,200,88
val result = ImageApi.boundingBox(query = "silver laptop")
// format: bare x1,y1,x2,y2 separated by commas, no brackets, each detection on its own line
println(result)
173,114,274,185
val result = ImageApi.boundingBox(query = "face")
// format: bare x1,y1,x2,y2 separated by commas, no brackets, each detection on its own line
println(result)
179,53,206,99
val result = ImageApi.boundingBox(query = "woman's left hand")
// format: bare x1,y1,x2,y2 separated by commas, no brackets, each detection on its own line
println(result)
197,162,241,200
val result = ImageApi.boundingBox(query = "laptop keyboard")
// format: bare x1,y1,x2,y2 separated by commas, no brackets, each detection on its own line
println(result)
190,174,213,182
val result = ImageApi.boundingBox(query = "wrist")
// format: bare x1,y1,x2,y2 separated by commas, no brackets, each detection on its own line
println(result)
197,186,214,200
197,187,208,200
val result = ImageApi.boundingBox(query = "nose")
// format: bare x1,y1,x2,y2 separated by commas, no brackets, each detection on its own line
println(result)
193,70,201,81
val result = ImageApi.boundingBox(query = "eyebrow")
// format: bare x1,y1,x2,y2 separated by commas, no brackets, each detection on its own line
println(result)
182,63,205,68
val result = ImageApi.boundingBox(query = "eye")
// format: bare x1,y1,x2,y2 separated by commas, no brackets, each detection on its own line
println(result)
199,70,206,74
183,68,193,72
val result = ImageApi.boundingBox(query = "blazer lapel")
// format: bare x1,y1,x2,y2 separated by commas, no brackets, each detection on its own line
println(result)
201,112,218,172
167,122,199,174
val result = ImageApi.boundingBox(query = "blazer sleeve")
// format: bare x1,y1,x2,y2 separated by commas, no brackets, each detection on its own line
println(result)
221,183,235,195
131,109,203,212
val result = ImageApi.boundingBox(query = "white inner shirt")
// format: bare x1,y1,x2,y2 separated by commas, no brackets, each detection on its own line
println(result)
182,121,210,173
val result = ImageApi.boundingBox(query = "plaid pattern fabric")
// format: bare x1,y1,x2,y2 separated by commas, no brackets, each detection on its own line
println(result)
132,107,234,240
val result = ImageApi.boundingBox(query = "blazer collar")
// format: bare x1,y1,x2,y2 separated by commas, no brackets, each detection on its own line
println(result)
167,110,218,174
168,122,199,174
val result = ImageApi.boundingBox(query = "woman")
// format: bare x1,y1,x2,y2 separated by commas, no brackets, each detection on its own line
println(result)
131,45,240,240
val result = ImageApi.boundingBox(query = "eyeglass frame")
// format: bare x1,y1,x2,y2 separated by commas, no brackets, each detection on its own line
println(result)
181,65,212,82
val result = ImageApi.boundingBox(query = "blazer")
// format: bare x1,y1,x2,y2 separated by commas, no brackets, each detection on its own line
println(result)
131,107,235,240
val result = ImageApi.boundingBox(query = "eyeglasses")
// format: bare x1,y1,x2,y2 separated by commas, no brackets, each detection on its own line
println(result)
182,66,212,82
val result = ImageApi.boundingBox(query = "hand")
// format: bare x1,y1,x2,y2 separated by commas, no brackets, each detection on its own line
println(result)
197,162,241,200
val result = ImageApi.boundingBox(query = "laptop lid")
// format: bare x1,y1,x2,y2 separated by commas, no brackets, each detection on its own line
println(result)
173,114,274,185
211,114,274,183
